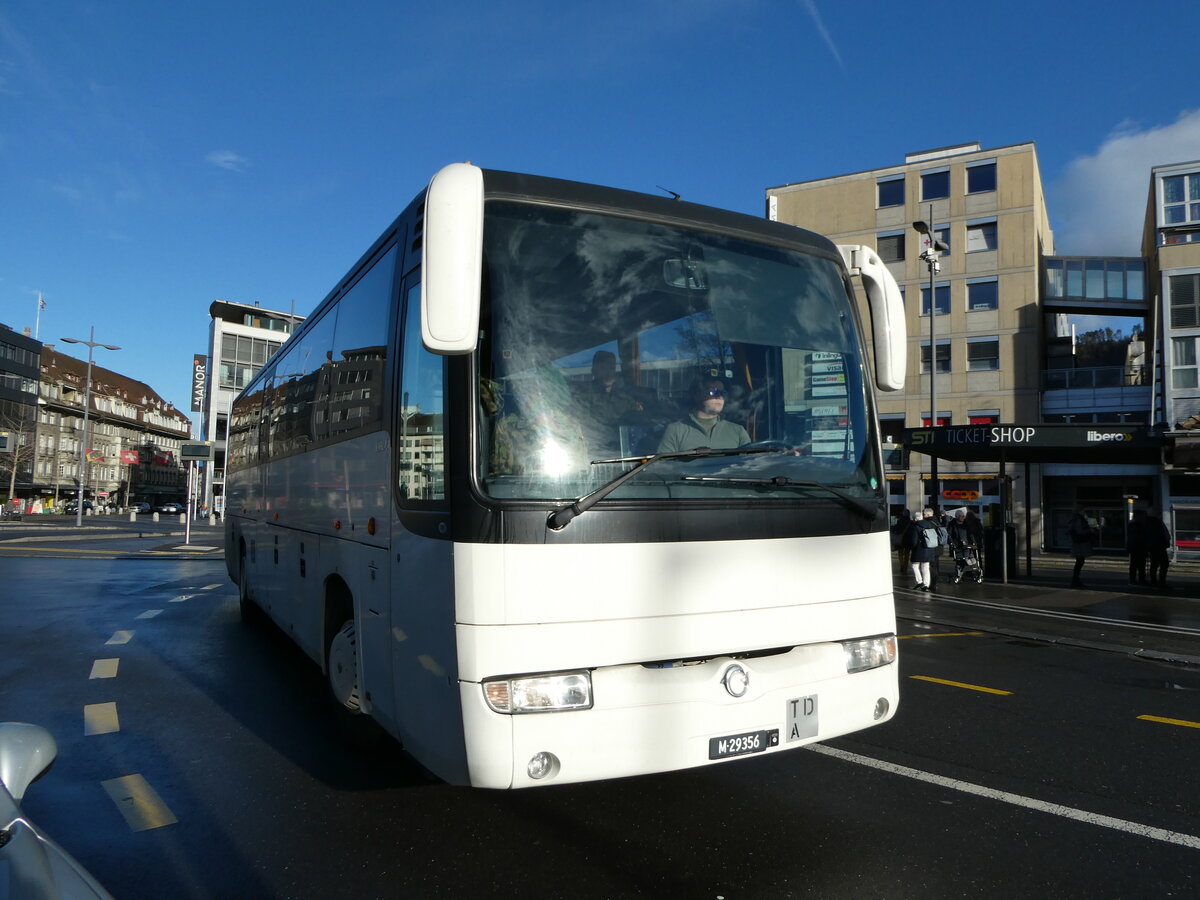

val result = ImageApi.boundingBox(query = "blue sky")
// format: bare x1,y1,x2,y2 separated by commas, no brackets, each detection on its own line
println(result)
2,0,1198,428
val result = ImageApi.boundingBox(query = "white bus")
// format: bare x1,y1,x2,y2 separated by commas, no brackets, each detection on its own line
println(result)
225,163,907,789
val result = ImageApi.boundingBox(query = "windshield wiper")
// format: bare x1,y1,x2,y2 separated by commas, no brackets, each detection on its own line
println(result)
546,447,780,531
680,475,882,520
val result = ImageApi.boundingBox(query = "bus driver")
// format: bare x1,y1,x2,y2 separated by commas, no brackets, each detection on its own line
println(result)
657,379,751,453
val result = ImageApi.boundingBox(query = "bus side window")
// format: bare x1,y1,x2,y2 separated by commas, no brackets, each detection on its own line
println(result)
398,282,446,501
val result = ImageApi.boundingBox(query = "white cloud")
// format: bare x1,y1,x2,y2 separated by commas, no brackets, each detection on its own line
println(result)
1051,109,1200,256
206,150,250,172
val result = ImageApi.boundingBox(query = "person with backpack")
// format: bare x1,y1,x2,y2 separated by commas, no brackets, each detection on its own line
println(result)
909,507,941,591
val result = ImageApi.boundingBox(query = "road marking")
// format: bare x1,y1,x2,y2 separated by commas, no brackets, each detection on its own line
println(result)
101,774,178,831
106,630,134,645
84,702,120,735
201,583,222,590
909,675,1012,695
89,658,120,679
809,744,1200,850
169,594,195,603
1138,714,1200,730
135,609,163,619
898,631,983,639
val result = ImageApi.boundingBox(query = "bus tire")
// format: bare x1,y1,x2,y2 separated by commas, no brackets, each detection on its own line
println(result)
327,618,362,714
238,550,262,624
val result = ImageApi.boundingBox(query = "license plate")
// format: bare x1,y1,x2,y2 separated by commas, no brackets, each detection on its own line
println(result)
708,729,779,760
785,694,818,743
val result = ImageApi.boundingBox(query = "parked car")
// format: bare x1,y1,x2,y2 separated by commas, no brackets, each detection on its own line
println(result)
0,723,114,898
64,500,94,512
131,502,151,514
156,502,185,515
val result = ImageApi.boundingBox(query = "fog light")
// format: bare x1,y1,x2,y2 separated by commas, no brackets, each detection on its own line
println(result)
527,751,560,780
874,697,890,720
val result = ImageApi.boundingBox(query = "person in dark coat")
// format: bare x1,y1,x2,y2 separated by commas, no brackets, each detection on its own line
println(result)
908,507,940,591
1145,508,1172,589
1067,504,1096,588
1126,508,1148,586
892,509,913,575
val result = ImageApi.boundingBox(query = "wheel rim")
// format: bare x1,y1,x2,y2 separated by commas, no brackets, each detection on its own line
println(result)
328,620,361,712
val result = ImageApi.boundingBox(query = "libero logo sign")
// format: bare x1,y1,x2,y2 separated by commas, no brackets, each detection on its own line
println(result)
1087,430,1133,442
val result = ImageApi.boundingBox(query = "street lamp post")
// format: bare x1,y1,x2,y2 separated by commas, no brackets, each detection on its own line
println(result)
913,212,949,511
61,327,120,527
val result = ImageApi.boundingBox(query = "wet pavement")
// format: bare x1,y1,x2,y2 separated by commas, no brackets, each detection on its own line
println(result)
0,514,225,560
895,550,1200,666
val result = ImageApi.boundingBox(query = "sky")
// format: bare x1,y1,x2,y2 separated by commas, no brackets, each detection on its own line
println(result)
2,0,1199,432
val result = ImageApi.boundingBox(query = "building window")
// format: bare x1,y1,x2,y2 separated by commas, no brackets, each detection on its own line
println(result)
966,162,997,194
877,232,904,262
966,220,998,252
920,282,950,316
967,337,1000,371
1172,337,1198,389
920,342,951,374
1170,273,1200,329
921,169,949,201
921,412,951,427
967,279,999,311
877,176,904,208
969,410,999,425
1162,172,1200,226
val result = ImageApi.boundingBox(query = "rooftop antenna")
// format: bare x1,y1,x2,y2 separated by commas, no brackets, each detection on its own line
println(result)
656,186,681,201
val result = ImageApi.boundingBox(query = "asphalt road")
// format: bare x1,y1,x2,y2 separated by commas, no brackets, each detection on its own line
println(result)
1,557,1197,898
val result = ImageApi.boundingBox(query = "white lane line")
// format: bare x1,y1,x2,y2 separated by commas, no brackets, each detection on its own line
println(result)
169,594,195,603
101,774,178,831
84,702,120,735
106,630,134,645
135,609,163,619
89,658,120,679
808,744,1200,850
201,584,222,590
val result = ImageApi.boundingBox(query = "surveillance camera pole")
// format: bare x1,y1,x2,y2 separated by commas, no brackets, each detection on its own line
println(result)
913,209,948,512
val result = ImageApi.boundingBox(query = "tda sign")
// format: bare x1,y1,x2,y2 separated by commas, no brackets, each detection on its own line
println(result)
191,355,208,412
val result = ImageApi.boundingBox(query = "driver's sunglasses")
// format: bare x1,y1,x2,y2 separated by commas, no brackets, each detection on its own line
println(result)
707,389,726,398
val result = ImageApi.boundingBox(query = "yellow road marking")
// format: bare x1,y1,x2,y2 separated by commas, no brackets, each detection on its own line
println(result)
898,631,983,639
1138,715,1200,730
909,675,1012,696
101,774,178,831
106,630,134,645
84,702,120,735
89,658,120,679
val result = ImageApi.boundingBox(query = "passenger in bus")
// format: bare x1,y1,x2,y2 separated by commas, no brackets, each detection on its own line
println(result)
574,350,646,457
657,379,750,453
487,367,589,476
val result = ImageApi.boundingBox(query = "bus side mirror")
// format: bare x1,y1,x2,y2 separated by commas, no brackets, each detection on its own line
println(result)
838,244,906,392
421,162,484,355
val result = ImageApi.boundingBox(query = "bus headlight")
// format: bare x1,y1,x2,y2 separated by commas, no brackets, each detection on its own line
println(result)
842,635,897,674
483,671,593,714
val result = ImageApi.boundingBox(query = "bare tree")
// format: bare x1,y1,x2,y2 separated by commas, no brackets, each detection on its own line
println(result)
0,404,37,507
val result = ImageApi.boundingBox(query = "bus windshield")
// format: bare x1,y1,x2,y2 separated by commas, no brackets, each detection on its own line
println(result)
477,201,881,503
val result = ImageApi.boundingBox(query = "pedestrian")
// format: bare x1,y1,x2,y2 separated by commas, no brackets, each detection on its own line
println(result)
892,509,912,575
1126,508,1148,586
909,507,940,591
1067,504,1096,588
929,507,949,588
1146,507,1172,589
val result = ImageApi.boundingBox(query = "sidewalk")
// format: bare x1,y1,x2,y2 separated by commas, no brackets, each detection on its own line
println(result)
895,549,1200,665
0,516,226,559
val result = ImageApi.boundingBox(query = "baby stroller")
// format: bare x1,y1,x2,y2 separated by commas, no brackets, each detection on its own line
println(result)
952,542,984,584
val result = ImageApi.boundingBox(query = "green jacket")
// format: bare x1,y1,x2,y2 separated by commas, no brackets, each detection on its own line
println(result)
657,414,751,453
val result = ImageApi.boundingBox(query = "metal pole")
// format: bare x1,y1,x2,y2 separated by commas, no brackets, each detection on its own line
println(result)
61,327,120,527
926,205,939,510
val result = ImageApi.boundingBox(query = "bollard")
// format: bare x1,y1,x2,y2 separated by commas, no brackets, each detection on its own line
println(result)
152,512,159,523
208,515,216,526
129,511,136,523
178,513,186,525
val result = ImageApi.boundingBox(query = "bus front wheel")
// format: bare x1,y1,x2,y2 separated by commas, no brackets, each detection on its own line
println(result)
327,619,362,714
